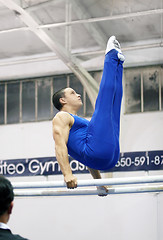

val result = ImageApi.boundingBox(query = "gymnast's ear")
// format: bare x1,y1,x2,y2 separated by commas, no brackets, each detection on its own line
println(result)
59,97,67,106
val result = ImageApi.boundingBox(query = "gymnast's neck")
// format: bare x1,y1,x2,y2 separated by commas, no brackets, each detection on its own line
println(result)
61,106,79,115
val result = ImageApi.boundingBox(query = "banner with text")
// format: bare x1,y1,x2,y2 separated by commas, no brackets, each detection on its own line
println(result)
1,150,163,177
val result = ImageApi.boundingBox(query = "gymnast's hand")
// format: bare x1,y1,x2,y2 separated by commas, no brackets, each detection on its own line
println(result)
64,174,77,189
97,186,108,197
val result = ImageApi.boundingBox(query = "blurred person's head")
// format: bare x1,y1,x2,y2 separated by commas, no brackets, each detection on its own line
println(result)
0,175,14,223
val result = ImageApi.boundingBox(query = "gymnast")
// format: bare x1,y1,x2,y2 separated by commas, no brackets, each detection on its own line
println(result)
52,36,125,195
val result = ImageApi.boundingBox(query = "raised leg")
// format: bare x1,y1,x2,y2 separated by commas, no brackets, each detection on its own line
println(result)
84,36,124,170
111,61,123,167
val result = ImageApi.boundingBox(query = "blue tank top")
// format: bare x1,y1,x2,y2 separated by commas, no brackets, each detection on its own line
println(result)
67,114,89,163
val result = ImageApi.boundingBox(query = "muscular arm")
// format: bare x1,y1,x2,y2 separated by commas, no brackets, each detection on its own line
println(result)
52,112,77,188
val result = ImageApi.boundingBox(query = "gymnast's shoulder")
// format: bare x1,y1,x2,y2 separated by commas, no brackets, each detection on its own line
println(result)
52,111,74,127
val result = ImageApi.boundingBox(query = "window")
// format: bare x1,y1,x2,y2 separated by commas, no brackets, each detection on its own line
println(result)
124,66,163,114
0,71,102,125
22,81,35,122
69,74,84,116
0,66,162,125
143,69,159,112
7,82,20,124
53,75,67,93
53,75,67,115
38,78,52,120
124,69,141,113
161,68,163,110
0,84,5,124
85,71,97,116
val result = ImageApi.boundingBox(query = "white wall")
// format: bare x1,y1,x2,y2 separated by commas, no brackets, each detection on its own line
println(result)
121,111,163,152
8,193,162,240
0,121,54,160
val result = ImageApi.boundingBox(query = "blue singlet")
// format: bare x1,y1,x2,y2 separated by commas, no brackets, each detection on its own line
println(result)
67,49,123,170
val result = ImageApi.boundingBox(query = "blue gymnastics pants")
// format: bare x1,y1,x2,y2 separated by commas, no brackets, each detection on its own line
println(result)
84,49,123,170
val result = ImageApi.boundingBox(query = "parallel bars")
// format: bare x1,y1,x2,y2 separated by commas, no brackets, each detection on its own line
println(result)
12,175,163,197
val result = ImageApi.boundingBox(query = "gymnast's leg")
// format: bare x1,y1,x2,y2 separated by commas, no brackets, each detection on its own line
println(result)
84,36,125,170
110,60,123,168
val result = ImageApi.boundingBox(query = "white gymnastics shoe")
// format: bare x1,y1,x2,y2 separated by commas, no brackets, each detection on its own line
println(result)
105,36,125,61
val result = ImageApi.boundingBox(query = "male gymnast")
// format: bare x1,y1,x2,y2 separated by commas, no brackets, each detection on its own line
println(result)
52,36,125,194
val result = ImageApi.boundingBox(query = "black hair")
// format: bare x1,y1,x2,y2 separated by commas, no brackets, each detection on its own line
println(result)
0,175,14,216
52,88,66,111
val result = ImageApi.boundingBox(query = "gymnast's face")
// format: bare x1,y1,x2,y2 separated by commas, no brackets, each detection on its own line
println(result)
62,88,83,109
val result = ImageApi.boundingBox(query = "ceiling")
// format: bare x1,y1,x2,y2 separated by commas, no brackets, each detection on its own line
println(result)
0,0,162,59
0,0,162,103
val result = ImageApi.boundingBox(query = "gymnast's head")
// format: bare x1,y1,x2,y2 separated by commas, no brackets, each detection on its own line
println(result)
52,87,83,112
0,175,14,222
